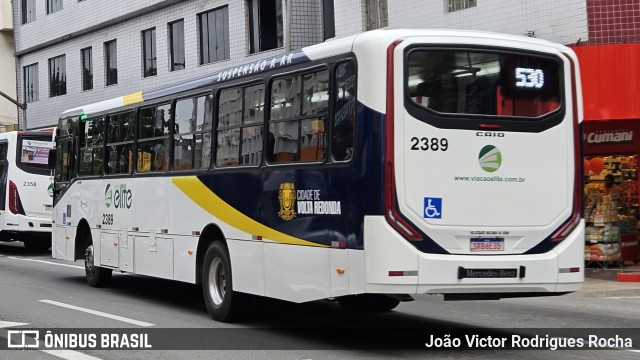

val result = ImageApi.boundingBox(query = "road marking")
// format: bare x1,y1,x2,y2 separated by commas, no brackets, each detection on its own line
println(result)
42,350,103,360
39,300,154,327
606,296,640,299
7,256,84,269
0,321,29,328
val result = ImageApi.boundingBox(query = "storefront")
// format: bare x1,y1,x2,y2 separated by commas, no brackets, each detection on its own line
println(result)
583,120,640,266
574,43,640,267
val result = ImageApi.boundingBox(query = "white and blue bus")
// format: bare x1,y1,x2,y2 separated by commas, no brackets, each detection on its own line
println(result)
50,29,584,322
0,131,54,251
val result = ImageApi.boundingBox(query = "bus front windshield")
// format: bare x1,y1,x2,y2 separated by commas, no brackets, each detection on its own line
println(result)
18,135,53,174
406,49,562,118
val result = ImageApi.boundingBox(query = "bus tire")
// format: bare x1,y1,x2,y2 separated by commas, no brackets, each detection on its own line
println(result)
202,241,250,322
338,294,400,313
83,231,112,288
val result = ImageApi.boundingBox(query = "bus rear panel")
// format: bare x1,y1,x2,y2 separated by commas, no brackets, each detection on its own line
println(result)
363,31,583,299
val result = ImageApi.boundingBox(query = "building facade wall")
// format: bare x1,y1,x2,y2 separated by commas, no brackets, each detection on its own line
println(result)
587,0,640,45
13,0,594,129
0,0,17,128
335,0,588,45
13,0,328,129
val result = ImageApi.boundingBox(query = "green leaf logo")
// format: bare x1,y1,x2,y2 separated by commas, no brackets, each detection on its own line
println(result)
479,145,502,173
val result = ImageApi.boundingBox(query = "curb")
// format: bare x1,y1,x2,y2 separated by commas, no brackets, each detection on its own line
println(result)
617,272,640,282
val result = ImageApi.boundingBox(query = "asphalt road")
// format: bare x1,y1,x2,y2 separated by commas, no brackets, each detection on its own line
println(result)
0,241,638,360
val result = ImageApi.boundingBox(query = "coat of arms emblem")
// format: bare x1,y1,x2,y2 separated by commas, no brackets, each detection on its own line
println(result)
278,182,296,221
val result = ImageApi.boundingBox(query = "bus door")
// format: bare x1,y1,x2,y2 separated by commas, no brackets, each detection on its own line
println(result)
53,118,79,260
395,38,577,255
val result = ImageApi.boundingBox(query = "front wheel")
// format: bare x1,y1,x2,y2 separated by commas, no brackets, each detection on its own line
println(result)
338,294,401,313
84,231,112,287
202,242,251,322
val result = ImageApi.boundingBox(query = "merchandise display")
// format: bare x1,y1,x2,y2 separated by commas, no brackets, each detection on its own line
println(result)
583,155,639,266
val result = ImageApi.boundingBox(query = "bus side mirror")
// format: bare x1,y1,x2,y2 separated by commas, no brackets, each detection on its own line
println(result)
48,148,57,170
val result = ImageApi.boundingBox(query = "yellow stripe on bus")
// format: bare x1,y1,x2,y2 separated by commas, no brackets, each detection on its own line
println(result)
122,92,144,106
172,177,327,248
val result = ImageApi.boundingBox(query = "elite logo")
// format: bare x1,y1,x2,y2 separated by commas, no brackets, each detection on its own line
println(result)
478,145,502,173
105,184,133,209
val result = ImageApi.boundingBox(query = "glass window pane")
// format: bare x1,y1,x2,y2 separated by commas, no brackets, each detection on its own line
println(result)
302,70,329,116
137,139,169,173
241,126,262,166
139,104,171,139
269,121,298,163
243,84,264,124
218,88,242,128
407,50,561,117
270,76,301,120
333,61,356,161
216,128,240,166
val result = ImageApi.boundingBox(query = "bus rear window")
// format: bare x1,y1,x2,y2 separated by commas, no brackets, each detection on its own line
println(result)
19,136,53,173
406,50,562,118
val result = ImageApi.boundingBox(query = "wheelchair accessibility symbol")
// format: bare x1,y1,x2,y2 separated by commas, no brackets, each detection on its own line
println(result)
424,197,442,219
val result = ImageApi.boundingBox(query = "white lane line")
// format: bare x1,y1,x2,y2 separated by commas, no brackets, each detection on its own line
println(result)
40,300,154,327
0,321,29,328
7,256,84,269
42,350,103,360
607,296,640,299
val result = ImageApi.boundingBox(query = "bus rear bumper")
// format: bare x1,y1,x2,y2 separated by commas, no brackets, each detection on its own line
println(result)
363,216,584,297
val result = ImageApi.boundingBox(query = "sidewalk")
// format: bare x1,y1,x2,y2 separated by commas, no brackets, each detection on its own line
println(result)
582,263,640,297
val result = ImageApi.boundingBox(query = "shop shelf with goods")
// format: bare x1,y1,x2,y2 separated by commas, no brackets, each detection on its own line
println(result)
583,155,640,267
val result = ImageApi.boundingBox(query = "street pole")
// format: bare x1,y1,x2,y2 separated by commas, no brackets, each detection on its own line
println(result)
0,89,27,130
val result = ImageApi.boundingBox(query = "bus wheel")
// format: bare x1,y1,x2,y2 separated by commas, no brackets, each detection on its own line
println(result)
338,294,400,313
84,232,112,287
202,242,250,322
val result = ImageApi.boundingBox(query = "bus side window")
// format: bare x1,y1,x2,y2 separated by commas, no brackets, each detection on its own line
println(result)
138,104,170,173
216,84,264,167
332,61,356,162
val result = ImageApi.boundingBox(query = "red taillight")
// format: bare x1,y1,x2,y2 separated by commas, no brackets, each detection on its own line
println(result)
9,180,20,214
552,52,583,242
383,40,422,242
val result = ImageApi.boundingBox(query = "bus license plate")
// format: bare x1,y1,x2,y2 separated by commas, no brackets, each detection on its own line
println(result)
470,237,504,252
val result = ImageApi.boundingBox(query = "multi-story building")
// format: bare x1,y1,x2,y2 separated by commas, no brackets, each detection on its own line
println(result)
11,0,636,129
0,0,18,132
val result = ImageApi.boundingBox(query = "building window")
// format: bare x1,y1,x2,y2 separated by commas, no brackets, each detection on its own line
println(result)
21,0,36,24
105,40,118,86
365,0,388,30
169,20,185,71
445,0,476,13
198,6,230,64
46,0,63,14
81,47,93,91
48,55,66,97
142,28,157,77
247,0,283,53
23,64,38,103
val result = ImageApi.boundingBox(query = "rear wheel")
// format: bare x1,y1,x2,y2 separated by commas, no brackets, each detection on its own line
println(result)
83,230,112,287
202,241,251,322
338,294,401,313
